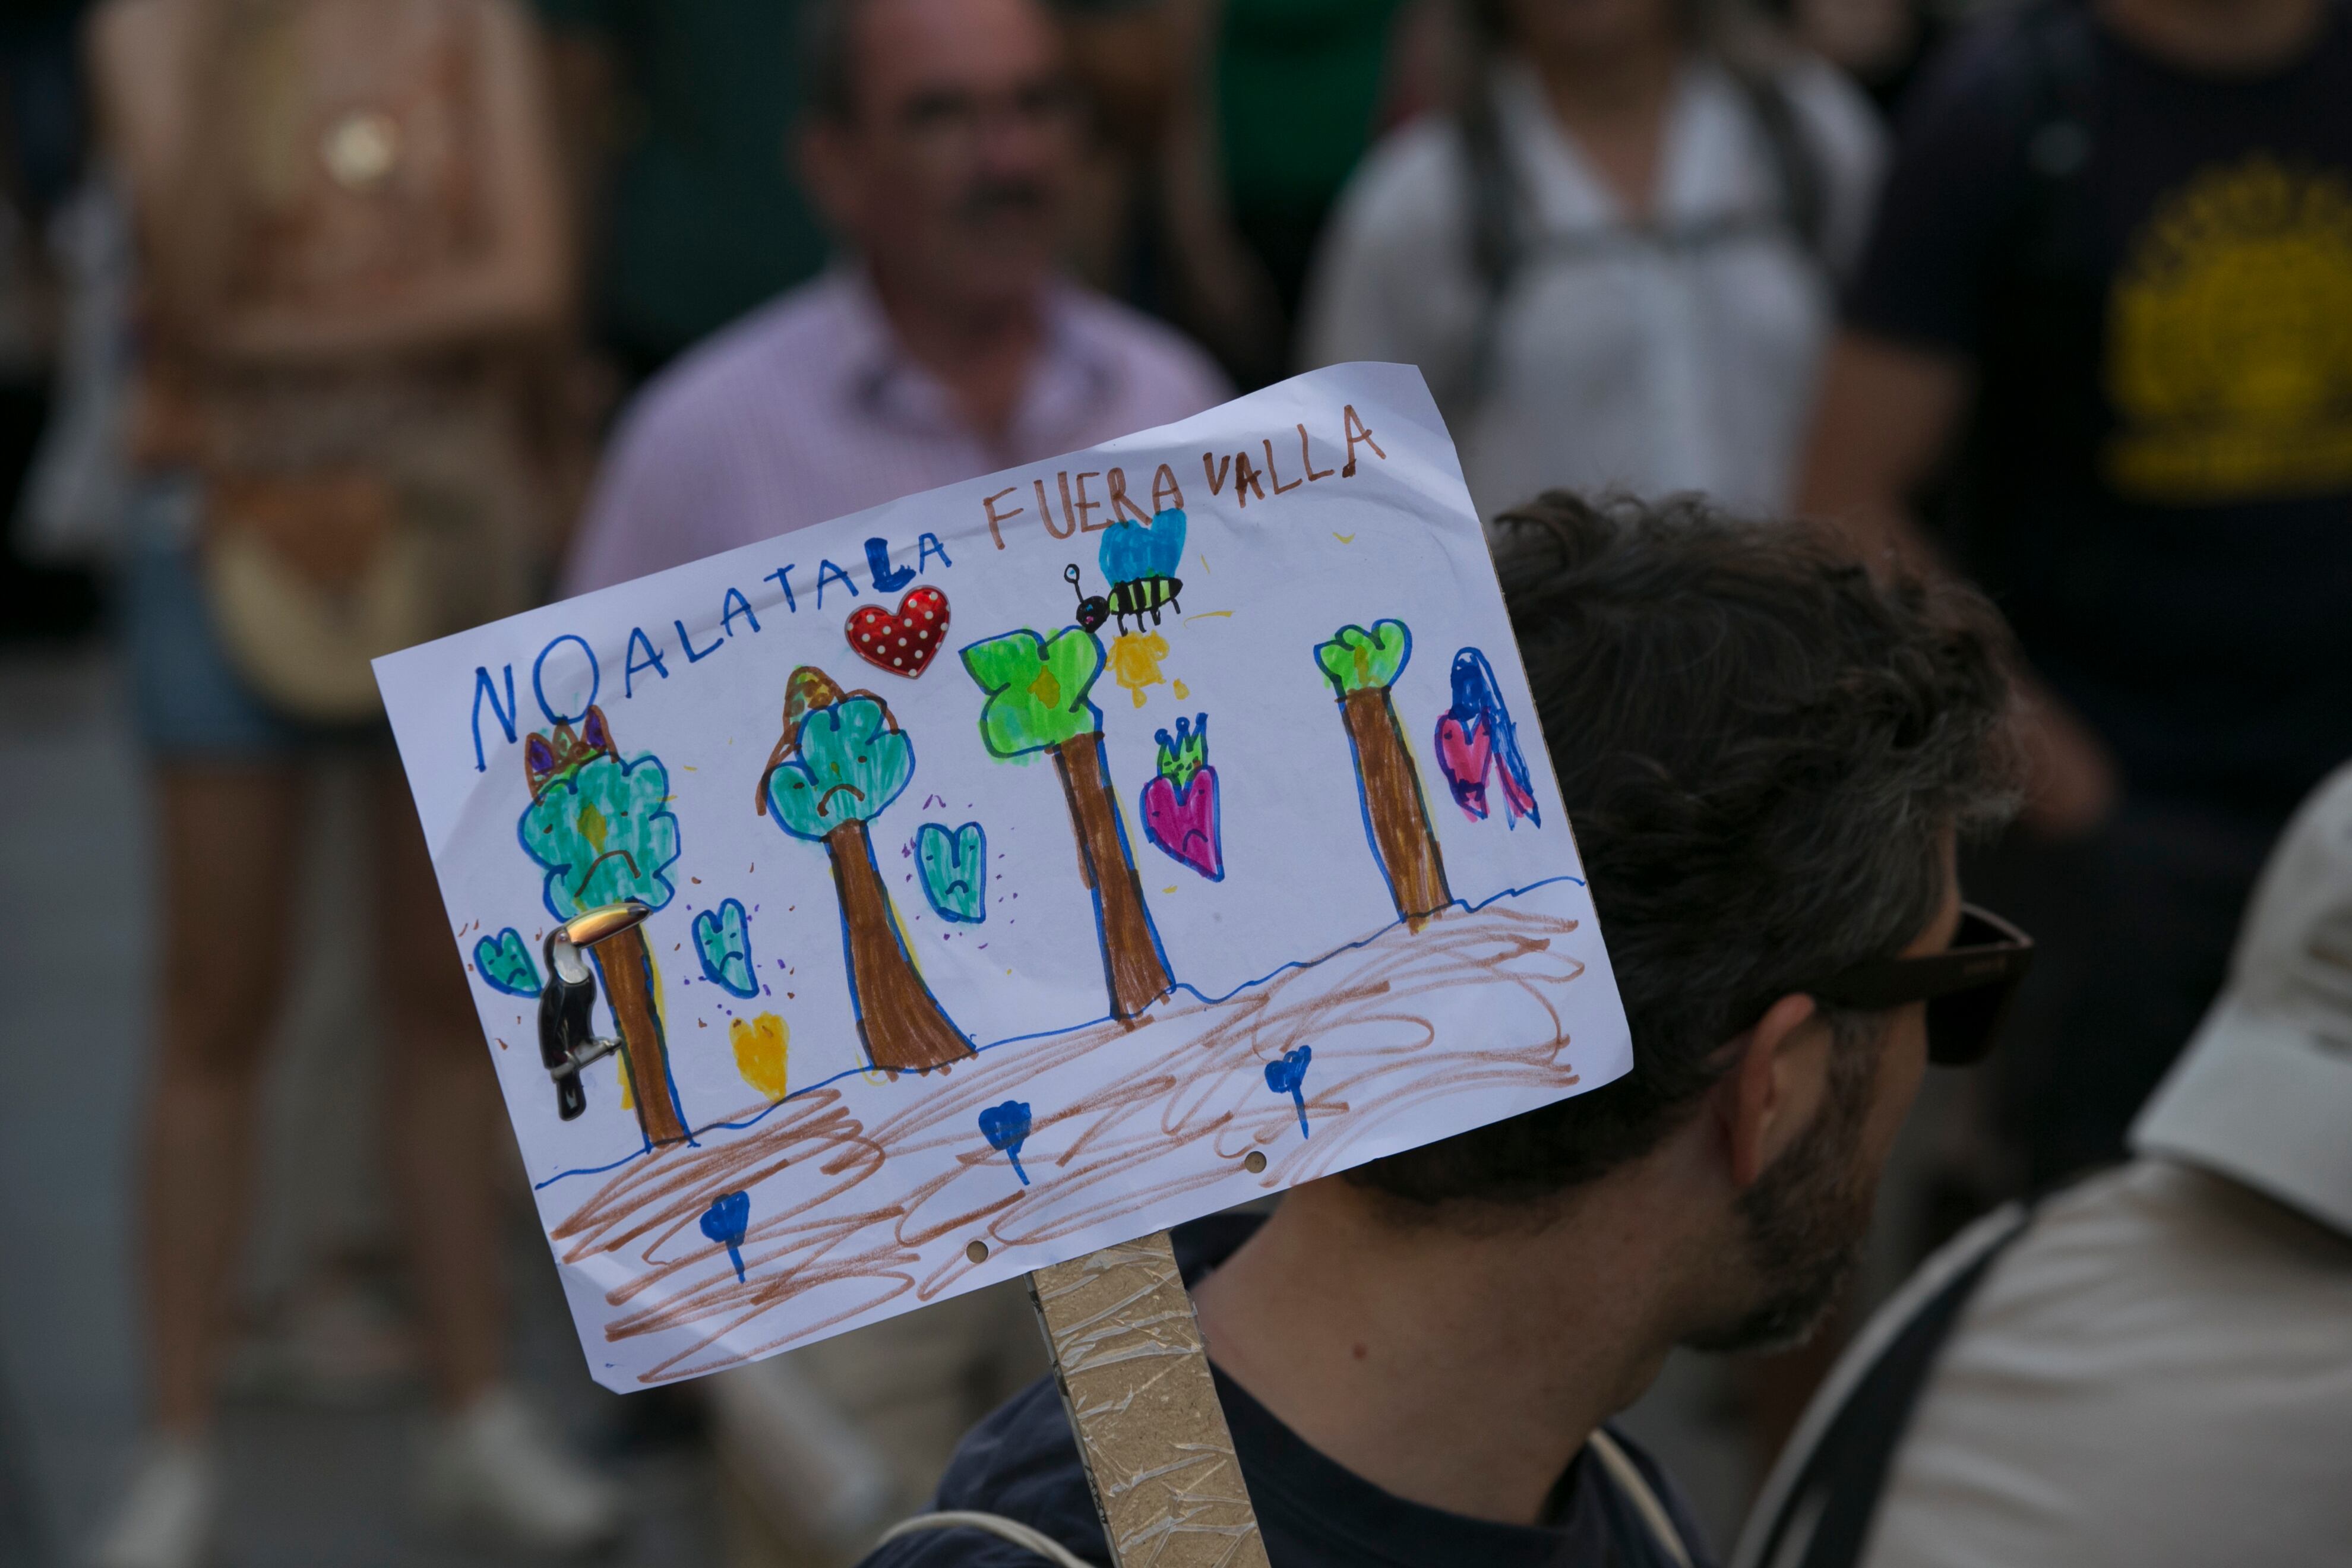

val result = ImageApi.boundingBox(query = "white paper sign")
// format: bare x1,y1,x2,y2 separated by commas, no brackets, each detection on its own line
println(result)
377,363,1631,1390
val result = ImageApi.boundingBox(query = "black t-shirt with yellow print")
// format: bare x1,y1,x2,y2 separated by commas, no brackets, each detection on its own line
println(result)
1848,0,2352,818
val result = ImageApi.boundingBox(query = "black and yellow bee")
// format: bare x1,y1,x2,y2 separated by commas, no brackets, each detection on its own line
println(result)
1067,561,1183,636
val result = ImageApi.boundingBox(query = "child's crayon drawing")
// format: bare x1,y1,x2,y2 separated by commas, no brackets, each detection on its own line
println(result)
375,364,1633,1390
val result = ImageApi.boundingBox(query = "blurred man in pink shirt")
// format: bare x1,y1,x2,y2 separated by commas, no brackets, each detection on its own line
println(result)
558,1,1226,1550
562,0,1229,595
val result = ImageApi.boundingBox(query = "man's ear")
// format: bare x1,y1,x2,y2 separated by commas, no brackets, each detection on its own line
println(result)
1715,993,1832,1189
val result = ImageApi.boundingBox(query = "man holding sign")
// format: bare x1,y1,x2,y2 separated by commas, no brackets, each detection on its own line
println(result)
863,495,2024,1566
375,360,2022,1567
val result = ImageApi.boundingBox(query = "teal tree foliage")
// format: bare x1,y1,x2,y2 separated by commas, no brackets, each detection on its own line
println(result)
473,928,542,997
961,628,1105,758
766,696,915,837
520,749,682,922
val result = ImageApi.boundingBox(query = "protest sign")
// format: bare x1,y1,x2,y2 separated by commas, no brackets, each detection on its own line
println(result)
375,362,1632,1392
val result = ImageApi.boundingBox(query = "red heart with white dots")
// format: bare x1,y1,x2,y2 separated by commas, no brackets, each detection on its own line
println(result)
845,586,951,678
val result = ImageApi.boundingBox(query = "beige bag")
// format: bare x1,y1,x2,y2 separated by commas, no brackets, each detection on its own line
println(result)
177,0,547,720
200,413,535,720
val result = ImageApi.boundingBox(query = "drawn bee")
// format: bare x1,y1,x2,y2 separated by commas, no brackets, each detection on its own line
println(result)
1091,506,1187,634
1068,560,1183,636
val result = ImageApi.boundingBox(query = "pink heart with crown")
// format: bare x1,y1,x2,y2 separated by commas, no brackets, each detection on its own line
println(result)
1141,769,1222,881
1436,714,1493,820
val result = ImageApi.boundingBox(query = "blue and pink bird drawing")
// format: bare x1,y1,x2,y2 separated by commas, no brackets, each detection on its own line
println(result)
1434,648,1538,827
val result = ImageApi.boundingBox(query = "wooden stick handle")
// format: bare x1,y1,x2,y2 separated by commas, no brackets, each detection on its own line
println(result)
1028,1233,1270,1568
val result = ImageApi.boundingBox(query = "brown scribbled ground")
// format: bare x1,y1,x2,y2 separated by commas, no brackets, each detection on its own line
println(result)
548,894,1594,1386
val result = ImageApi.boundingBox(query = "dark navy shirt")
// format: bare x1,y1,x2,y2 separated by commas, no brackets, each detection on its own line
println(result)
856,1216,1716,1568
1845,0,2352,819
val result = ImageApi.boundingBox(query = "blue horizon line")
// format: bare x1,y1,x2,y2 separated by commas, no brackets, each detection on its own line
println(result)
532,871,1588,1190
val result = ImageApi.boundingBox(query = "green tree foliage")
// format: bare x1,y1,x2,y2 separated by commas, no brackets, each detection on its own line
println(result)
962,628,1106,758
1314,621,1411,697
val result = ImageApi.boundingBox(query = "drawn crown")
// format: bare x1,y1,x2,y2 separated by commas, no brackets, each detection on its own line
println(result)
1155,713,1209,786
525,705,618,796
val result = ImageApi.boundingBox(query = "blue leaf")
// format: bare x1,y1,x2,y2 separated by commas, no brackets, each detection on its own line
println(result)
979,1100,1033,1186
700,1190,750,1246
692,898,758,997
1265,1047,1312,1139
473,927,542,997
1264,1045,1311,1097
700,1190,751,1282
915,822,988,923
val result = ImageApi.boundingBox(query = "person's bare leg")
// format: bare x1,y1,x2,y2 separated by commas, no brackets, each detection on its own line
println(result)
372,761,507,1412
143,763,308,1437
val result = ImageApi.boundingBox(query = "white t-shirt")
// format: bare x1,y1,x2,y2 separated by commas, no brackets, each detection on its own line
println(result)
1860,1159,2352,1568
1301,55,1883,520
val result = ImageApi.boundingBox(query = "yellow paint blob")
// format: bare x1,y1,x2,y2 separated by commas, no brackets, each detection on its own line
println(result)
578,801,608,852
1172,679,1190,700
1027,666,1063,710
731,1012,790,1101
1109,631,1171,709
615,1054,633,1109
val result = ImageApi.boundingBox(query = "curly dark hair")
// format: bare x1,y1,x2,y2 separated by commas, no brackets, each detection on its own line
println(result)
1352,492,2022,1209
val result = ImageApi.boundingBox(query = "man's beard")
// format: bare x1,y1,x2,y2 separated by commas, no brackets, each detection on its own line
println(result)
1684,1030,1880,1355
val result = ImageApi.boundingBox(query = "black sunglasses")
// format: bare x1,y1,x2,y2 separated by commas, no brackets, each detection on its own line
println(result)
1808,905,2035,1067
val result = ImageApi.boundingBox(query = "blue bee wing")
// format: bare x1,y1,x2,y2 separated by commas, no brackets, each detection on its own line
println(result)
1099,509,1188,584
1141,508,1187,580
1099,522,1147,584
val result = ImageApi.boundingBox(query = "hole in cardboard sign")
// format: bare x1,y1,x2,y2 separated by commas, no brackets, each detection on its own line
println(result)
1243,1150,1268,1174
965,1240,990,1264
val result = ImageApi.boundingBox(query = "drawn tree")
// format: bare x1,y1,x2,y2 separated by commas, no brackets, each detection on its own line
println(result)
1314,621,1452,924
961,627,1173,1021
760,667,975,1073
520,706,690,1143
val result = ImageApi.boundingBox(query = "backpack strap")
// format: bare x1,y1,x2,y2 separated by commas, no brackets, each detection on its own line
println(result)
1588,1428,1696,1568
1725,65,1829,263
877,1509,1098,1567
1732,1203,2037,1568
1446,67,1523,423
1443,53,1833,423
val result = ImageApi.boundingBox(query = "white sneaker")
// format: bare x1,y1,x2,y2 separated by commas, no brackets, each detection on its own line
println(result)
88,1437,216,1568
418,1386,624,1555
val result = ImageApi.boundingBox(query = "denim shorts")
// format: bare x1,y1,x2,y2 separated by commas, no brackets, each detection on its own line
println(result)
123,476,388,759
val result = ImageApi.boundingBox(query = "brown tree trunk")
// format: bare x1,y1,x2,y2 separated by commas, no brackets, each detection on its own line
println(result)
1339,688,1452,925
590,924,690,1146
1054,734,1174,1020
826,819,975,1072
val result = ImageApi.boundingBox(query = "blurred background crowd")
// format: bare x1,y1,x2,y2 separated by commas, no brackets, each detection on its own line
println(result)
1,0,2344,1562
